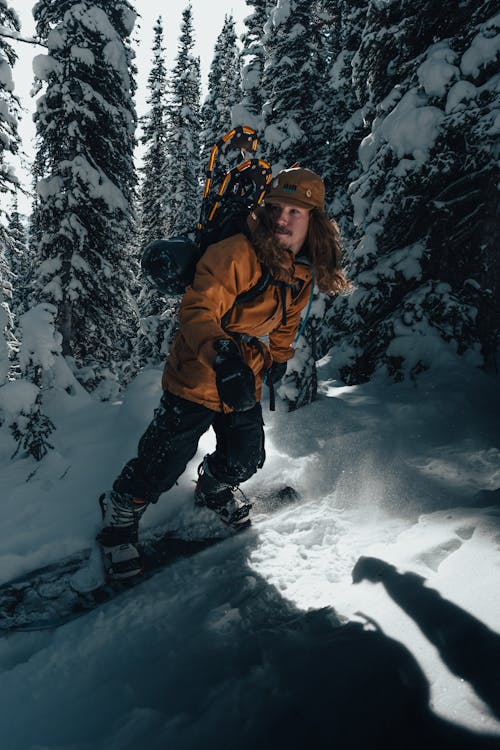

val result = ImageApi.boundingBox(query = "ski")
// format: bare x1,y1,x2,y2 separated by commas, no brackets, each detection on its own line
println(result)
0,485,300,634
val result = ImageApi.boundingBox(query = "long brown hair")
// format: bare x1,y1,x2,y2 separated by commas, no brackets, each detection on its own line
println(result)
250,205,351,294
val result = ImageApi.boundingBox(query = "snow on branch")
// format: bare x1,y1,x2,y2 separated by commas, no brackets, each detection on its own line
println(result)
0,26,47,48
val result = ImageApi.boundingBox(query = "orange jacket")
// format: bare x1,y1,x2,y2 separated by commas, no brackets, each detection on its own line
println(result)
163,232,313,412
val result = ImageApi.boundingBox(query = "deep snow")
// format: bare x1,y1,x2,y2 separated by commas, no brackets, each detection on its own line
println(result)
0,356,499,750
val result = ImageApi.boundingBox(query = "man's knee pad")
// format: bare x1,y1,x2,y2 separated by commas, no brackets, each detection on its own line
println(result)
209,445,264,485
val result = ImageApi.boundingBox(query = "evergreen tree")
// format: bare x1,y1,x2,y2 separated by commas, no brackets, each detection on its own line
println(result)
281,2,371,410
31,0,138,398
0,0,20,231
6,195,31,317
8,303,60,461
0,0,20,383
321,0,368,232
164,5,201,237
329,0,500,383
0,239,16,385
200,14,241,164
261,1,346,410
9,394,55,461
234,0,272,135
134,16,173,367
261,0,321,171
134,291,181,368
302,1,337,178
138,15,169,246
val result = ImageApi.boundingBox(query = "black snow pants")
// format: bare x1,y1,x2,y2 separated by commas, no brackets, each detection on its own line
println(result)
113,390,265,503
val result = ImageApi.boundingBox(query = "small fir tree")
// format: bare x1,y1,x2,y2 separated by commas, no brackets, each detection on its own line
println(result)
134,291,181,368
0,303,62,461
9,390,55,461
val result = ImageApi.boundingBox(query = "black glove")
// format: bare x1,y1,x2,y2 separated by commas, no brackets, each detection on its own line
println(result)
267,360,287,385
213,339,256,412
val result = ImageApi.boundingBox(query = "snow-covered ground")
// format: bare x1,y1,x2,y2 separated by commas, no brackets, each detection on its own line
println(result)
0,356,499,749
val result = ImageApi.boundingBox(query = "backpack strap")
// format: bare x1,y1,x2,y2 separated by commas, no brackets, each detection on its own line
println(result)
227,331,277,411
219,264,297,412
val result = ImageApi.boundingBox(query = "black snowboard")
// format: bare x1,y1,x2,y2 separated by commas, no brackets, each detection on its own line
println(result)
0,485,300,634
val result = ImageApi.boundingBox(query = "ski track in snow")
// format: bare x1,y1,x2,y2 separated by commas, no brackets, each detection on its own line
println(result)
0,363,500,748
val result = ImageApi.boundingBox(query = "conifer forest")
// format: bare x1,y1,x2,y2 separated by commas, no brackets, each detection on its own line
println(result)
0,0,499,460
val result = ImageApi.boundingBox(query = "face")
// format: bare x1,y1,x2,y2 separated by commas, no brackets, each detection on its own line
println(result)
269,203,310,256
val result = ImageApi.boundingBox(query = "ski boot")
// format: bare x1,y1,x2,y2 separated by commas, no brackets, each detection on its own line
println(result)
194,458,252,530
97,491,148,582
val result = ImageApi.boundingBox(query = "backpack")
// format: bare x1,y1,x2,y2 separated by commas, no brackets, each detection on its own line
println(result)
141,125,272,297
140,127,315,411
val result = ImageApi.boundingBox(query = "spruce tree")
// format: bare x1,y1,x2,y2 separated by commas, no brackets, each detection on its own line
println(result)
329,0,500,382
320,0,368,231
200,14,241,164
0,0,20,231
9,394,55,461
31,0,138,398
0,0,20,384
138,15,169,246
234,0,272,135
302,1,337,178
261,0,320,171
135,292,181,368
282,1,371,410
261,1,344,410
164,5,201,237
6,195,31,318
8,303,61,461
135,16,173,367
0,241,16,385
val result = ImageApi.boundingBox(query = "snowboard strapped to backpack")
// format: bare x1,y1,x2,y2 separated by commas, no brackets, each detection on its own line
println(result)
141,125,272,296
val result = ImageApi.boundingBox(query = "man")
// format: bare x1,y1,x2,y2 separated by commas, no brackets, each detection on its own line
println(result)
98,165,350,580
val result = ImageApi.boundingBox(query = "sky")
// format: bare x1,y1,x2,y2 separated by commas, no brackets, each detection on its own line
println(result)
9,0,251,213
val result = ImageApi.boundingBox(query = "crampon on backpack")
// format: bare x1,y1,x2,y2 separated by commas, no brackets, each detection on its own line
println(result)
141,125,272,296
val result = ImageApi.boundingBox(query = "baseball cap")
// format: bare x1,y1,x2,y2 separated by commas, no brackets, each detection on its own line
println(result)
265,164,325,211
